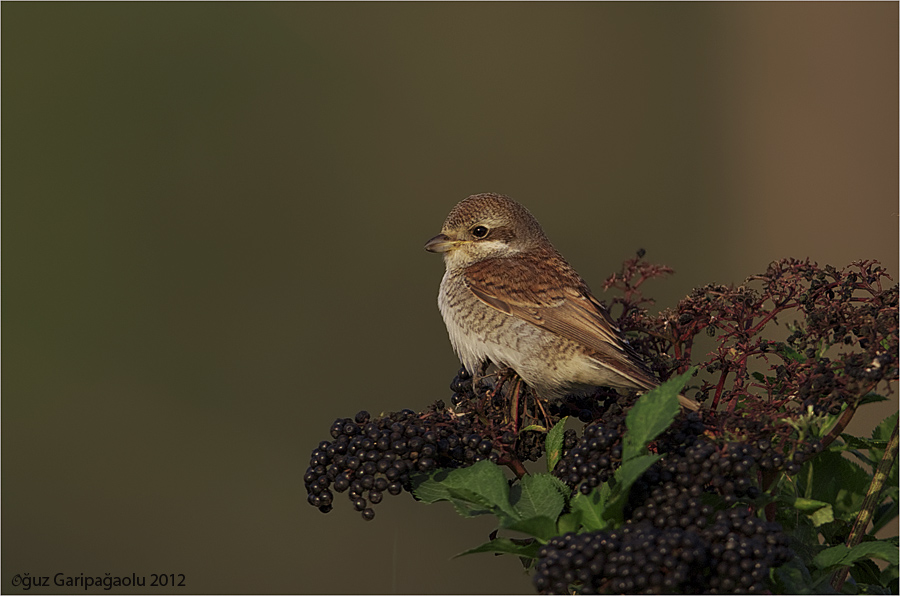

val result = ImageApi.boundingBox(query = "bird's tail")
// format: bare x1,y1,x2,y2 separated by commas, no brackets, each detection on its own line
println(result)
678,393,701,412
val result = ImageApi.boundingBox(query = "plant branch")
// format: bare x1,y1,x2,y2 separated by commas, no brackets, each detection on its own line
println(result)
830,418,899,591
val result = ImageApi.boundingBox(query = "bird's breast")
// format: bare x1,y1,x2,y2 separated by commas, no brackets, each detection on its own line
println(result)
437,269,571,385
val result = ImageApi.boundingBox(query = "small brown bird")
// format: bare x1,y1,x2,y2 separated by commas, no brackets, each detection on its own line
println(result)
425,193,699,411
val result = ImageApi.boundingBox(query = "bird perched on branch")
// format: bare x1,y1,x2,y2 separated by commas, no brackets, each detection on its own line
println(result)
425,193,699,411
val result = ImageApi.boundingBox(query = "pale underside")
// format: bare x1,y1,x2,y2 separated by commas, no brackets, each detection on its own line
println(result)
437,256,659,398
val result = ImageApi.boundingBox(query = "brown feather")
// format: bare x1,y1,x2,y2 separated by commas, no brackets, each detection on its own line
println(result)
463,249,661,390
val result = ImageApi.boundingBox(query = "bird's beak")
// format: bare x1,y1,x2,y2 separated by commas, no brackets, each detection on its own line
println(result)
424,233,456,253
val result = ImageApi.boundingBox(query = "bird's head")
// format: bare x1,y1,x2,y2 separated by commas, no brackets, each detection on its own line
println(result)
424,193,549,269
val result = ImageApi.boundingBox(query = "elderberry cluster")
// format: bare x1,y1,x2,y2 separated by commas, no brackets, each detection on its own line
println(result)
447,366,559,463
533,508,793,594
704,507,793,593
540,411,799,593
304,408,498,521
533,523,710,594
548,390,620,423
552,417,626,495
627,438,766,522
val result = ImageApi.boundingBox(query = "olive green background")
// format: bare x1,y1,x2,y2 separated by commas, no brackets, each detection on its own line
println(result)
3,3,897,594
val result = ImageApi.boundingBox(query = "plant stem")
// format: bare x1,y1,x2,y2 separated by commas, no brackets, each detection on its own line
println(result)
709,369,729,411
830,418,899,591
505,458,528,480
821,404,859,451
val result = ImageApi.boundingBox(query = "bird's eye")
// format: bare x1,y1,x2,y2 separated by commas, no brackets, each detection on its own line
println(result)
471,225,489,238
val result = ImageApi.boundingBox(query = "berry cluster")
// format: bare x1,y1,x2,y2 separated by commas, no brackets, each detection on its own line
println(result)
304,407,497,520
609,257,897,446
533,508,793,595
704,507,793,593
553,390,827,518
301,257,893,592
552,415,626,495
533,523,709,594
627,437,770,518
448,366,558,463
548,390,620,423
541,409,801,593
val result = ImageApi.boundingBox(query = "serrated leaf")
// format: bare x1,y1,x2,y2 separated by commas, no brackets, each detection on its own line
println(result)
850,558,885,587
545,473,572,497
872,412,898,442
872,413,899,488
622,370,691,461
411,460,520,522
800,450,870,517
410,469,455,503
509,473,567,521
455,537,541,559
860,393,889,405
545,417,568,473
813,541,900,569
839,435,889,452
570,488,608,532
445,489,499,518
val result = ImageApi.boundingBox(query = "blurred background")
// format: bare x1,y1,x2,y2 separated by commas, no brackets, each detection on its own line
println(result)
3,3,897,593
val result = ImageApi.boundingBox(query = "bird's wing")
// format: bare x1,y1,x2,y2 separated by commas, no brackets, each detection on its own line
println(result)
463,251,659,390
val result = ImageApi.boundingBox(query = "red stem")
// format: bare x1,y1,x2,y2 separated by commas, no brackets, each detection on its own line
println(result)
709,369,729,411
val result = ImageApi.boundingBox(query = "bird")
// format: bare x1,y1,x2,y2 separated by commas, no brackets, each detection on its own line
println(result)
424,192,699,411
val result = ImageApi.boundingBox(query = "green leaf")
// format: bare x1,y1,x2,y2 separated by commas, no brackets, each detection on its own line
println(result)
622,369,692,461
770,557,817,595
813,544,849,569
569,488,608,532
851,558,886,588
775,343,806,362
880,562,899,593
502,516,560,542
813,541,900,570
444,489,500,519
872,411,898,444
872,501,900,535
859,393,889,405
455,537,541,559
545,417,569,473
872,413,899,489
411,469,455,502
832,434,887,470
603,454,661,523
509,473,567,522
798,450,870,518
411,460,520,522
565,456,662,534
556,510,582,535
839,435,889,452
520,424,547,433
789,497,835,527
